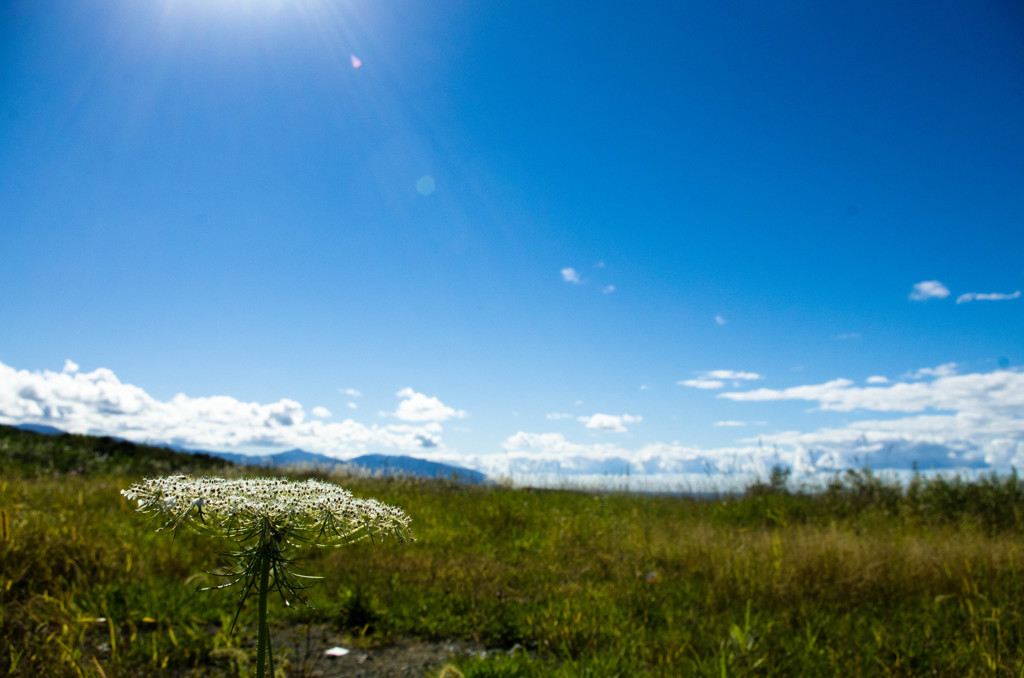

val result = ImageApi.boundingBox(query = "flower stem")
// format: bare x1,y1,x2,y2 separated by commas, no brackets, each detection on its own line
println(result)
256,531,273,678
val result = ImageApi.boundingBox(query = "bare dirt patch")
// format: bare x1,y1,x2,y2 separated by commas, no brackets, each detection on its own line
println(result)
196,626,496,677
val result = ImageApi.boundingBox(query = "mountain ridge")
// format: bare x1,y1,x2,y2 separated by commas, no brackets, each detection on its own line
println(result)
12,423,487,483
202,447,487,483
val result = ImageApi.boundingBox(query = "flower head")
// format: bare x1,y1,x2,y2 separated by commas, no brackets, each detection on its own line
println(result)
122,474,412,678
121,475,413,545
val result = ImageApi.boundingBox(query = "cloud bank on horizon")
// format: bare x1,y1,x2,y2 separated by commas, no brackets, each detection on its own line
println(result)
0,359,450,456
2,357,1022,479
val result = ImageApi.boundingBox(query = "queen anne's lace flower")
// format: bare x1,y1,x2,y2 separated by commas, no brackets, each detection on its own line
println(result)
121,474,412,678
121,475,412,545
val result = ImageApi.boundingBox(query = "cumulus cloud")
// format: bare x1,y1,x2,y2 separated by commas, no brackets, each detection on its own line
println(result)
578,413,641,433
561,267,581,283
387,387,467,422
6,358,1021,481
491,432,773,477
866,376,889,384
478,365,1024,480
499,432,629,473
486,408,1024,478
311,406,332,418
63,359,79,374
748,407,1024,472
719,368,1022,416
715,315,727,325
909,280,950,301
340,388,362,398
489,376,1024,477
0,361,454,457
957,291,1021,304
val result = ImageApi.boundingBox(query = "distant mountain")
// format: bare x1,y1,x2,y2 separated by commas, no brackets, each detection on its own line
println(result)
201,448,341,468
203,448,487,484
16,423,66,436
201,450,280,467
202,448,335,468
348,454,488,484
5,422,486,484
275,448,339,467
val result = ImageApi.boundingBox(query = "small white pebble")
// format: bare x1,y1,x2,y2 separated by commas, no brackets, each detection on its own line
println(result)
325,647,350,657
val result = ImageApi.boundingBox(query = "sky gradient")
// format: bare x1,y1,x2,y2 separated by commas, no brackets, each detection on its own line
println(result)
1,0,1022,484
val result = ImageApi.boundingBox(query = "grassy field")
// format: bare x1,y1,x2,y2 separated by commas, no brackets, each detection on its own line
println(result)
3,424,1024,676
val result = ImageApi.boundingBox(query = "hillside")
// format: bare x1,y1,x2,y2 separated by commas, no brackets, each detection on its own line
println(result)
3,423,487,484
0,424,233,477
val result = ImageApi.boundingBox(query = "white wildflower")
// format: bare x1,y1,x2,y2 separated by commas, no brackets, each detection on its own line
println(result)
121,475,412,545
120,474,413,678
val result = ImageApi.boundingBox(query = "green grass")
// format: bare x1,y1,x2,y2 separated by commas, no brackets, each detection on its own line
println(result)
3,424,1024,676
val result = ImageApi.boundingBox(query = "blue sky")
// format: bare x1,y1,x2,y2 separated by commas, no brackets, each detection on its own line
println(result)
1,0,1022,482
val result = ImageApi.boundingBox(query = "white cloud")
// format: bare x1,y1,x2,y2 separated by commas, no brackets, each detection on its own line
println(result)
561,267,581,283
340,388,362,398
715,315,727,325
908,362,958,379
602,285,616,294
956,291,1021,304
482,366,1024,479
578,413,641,433
679,378,725,389
6,358,1021,480
500,432,626,471
346,402,358,409
835,333,861,340
705,370,762,381
491,371,1024,476
866,376,889,384
717,378,849,405
748,408,1024,472
492,432,769,476
909,280,950,301
311,406,332,418
387,387,467,422
546,412,574,420
720,368,1023,416
63,359,79,374
680,370,762,390
0,361,454,457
